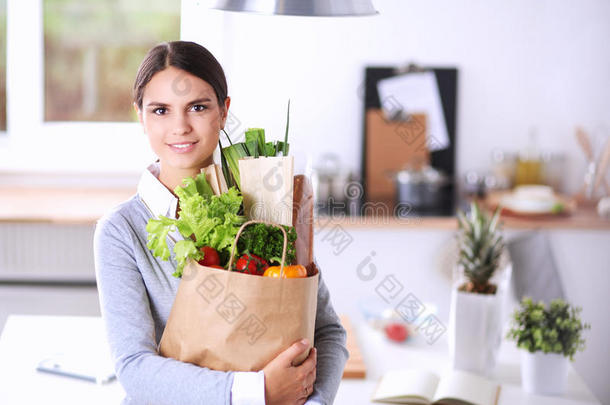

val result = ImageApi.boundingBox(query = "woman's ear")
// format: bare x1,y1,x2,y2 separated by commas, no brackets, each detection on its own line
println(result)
220,96,231,129
133,102,144,126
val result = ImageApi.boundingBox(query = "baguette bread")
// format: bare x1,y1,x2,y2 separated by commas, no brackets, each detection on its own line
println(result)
292,175,315,276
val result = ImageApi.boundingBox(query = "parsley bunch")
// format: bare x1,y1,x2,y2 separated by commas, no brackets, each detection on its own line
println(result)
237,223,297,266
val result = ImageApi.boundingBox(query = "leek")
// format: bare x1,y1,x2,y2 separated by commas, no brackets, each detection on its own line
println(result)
283,99,290,156
221,143,249,190
245,140,259,157
218,101,292,191
246,128,268,157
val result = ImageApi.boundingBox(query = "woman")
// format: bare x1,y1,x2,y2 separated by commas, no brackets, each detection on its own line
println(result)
93,40,348,405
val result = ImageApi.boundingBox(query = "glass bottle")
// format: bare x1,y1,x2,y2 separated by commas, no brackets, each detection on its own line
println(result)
515,129,543,186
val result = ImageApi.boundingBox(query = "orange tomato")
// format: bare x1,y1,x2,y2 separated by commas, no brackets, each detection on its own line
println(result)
263,265,308,278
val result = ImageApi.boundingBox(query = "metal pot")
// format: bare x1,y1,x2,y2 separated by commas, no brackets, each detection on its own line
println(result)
392,165,449,209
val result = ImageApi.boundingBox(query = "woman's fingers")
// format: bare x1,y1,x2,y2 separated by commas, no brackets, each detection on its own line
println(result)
299,347,317,373
280,339,310,367
291,345,317,403
305,368,316,389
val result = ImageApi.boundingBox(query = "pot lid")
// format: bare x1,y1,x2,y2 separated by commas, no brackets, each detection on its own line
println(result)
394,165,447,185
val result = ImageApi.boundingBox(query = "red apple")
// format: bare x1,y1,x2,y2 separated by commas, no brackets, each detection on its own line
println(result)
384,322,409,342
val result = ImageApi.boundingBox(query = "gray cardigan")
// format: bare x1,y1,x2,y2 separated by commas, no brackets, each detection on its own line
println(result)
93,195,348,404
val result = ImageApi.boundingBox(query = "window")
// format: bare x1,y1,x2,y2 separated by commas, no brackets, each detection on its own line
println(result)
0,0,6,132
0,0,181,172
44,0,180,122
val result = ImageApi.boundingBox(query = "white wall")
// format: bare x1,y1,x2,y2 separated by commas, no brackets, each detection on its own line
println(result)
183,0,610,192
182,1,610,403
313,227,610,404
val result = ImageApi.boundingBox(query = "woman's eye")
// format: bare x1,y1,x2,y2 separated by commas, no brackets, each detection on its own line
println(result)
152,107,167,115
191,104,207,112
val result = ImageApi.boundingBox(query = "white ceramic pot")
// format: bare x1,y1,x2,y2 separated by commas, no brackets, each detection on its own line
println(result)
521,351,569,395
449,288,503,376
449,263,512,376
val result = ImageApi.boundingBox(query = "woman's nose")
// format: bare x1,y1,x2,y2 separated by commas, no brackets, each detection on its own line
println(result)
172,112,192,135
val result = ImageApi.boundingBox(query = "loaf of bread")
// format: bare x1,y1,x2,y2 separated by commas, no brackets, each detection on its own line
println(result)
292,175,315,276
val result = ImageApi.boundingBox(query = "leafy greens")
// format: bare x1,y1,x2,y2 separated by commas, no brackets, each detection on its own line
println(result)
146,173,245,278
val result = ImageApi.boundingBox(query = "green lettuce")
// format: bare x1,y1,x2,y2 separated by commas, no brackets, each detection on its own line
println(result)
146,173,245,278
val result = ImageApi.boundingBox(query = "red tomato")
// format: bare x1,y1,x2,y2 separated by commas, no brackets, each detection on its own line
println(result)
198,246,220,267
250,254,269,272
384,322,409,342
209,265,224,269
235,254,259,275
234,253,269,276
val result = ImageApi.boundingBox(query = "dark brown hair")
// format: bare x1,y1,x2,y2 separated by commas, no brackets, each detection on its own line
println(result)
133,41,227,109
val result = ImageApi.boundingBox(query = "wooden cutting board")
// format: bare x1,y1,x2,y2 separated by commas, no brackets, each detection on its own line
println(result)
339,315,367,379
365,109,429,201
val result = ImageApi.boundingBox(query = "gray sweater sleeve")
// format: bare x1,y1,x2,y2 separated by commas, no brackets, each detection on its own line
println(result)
94,214,235,405
94,205,348,405
307,260,350,405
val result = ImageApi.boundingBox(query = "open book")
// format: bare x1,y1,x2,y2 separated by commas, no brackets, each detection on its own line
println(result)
372,369,501,405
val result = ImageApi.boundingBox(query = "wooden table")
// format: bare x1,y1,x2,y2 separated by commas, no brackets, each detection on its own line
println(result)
334,317,600,404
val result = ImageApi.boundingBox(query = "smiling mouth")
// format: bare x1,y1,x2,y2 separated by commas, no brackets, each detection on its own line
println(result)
168,141,198,153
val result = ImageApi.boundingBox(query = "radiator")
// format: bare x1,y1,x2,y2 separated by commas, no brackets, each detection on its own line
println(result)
0,222,96,281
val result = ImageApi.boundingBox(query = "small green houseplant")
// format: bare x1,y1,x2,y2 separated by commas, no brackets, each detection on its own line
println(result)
507,297,590,395
507,297,590,360
450,201,510,375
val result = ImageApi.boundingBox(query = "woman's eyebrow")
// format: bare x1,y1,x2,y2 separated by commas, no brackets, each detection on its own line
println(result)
145,98,212,107
188,97,213,104
146,101,169,108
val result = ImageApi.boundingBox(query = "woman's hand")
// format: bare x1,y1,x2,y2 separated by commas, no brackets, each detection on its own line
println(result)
263,339,317,405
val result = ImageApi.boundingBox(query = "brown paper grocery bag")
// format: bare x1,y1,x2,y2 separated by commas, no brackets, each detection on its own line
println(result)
239,156,294,226
158,220,319,371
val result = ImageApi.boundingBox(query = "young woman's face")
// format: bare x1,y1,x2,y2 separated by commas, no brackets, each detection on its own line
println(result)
136,66,230,173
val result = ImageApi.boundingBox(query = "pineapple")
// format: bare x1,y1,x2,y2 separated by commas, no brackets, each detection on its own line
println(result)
456,202,504,294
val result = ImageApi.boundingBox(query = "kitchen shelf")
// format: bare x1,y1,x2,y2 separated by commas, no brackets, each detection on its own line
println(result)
0,187,136,225
1,186,609,229
315,208,610,230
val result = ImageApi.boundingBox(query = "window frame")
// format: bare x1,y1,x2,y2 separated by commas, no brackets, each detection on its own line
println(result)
0,0,170,174
0,0,6,135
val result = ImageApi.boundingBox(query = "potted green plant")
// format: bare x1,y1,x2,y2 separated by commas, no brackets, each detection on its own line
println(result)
507,297,590,395
449,201,511,376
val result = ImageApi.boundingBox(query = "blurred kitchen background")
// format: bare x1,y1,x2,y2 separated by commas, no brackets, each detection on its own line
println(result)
0,0,609,403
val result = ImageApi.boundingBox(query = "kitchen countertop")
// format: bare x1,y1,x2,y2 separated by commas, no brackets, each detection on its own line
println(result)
1,186,609,229
0,315,601,405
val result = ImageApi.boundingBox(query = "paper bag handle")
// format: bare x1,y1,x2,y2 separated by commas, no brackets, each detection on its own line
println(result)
226,220,288,277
